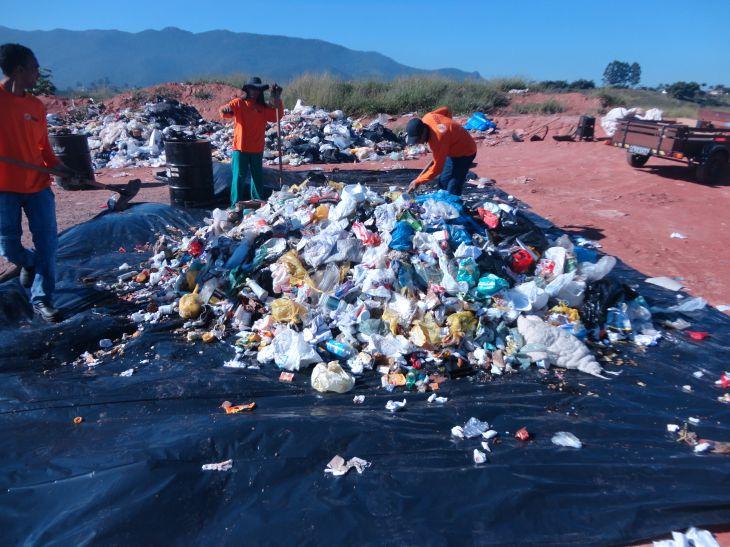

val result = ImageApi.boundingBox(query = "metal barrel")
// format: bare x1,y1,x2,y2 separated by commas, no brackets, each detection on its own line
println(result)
576,115,595,140
164,140,215,208
49,133,96,189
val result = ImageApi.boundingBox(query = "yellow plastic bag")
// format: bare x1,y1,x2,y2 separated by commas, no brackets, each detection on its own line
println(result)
381,308,400,335
548,303,581,323
179,286,203,319
446,311,477,341
312,204,329,222
271,298,307,324
410,312,443,347
276,250,313,288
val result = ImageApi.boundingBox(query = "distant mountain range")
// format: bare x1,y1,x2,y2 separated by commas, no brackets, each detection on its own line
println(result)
0,26,480,89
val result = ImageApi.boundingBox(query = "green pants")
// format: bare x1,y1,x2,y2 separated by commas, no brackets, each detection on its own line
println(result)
231,150,267,205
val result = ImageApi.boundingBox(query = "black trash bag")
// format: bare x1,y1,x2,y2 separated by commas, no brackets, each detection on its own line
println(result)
581,278,638,327
494,210,549,252
361,123,402,144
476,251,513,282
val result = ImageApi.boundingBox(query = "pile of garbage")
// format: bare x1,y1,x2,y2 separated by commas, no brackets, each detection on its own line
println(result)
47,97,425,170
105,178,672,394
266,100,426,167
48,98,232,169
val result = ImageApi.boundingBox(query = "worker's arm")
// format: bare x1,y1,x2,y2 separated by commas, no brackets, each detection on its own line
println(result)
220,98,240,119
414,145,447,185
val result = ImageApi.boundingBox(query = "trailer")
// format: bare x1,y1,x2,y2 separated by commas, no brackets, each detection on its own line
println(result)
612,118,730,183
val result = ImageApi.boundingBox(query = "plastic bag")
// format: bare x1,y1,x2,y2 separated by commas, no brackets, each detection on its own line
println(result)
276,250,313,288
463,112,496,132
579,256,616,282
446,311,477,342
271,298,307,324
302,236,338,268
352,222,382,246
179,288,203,319
420,199,460,224
311,362,356,393
476,274,509,298
456,257,480,289
389,221,415,251
273,328,322,371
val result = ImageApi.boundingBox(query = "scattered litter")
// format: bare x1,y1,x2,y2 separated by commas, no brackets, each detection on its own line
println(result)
352,395,365,404
120,368,134,377
667,424,680,433
311,362,356,393
324,454,371,476
670,232,688,239
451,426,465,439
463,417,490,438
682,385,693,393
687,331,709,341
482,430,498,440
716,374,730,389
688,417,700,425
652,527,720,547
98,338,113,349
385,399,407,412
202,459,233,472
427,393,448,404
73,416,83,424
694,442,712,454
645,277,683,292
551,431,582,449
515,427,531,441
692,371,704,379
279,372,294,382
473,449,487,464
221,401,256,414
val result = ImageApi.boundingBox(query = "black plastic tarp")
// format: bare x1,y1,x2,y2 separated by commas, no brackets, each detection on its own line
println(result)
1,171,729,546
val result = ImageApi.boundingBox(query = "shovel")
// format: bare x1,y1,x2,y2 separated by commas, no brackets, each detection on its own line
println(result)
0,155,141,212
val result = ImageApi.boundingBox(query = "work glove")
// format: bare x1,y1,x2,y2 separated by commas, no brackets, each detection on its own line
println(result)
271,83,283,100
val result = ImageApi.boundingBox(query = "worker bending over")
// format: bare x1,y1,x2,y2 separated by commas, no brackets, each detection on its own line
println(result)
406,106,477,195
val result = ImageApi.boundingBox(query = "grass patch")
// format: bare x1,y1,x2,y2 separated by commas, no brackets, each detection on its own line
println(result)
589,88,730,118
192,89,213,100
512,99,566,114
280,74,510,116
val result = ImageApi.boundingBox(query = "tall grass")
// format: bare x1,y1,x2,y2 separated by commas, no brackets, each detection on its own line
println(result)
279,74,510,115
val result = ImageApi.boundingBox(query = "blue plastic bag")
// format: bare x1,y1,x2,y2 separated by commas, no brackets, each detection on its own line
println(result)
389,221,415,251
463,112,496,132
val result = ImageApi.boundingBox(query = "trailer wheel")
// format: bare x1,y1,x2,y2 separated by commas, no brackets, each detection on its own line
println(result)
696,151,729,183
627,153,649,167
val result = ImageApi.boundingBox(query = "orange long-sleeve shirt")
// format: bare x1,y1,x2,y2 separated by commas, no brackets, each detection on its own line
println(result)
414,106,477,184
222,98,284,154
0,85,59,193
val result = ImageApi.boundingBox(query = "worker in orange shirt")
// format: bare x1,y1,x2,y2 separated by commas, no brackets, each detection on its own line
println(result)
405,106,477,195
219,77,284,206
0,43,78,323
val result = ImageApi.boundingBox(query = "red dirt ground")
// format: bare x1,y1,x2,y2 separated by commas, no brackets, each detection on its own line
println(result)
3,112,729,312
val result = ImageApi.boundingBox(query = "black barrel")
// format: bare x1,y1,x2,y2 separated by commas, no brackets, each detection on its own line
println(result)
164,140,215,208
576,115,595,140
49,133,95,189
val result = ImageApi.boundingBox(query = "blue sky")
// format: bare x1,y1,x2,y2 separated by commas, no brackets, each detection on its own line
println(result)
2,0,728,85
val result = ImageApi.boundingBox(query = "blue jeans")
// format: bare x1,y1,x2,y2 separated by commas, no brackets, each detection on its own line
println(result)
0,188,57,304
437,154,476,195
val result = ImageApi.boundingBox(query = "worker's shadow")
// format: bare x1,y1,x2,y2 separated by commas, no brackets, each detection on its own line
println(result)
559,225,606,241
